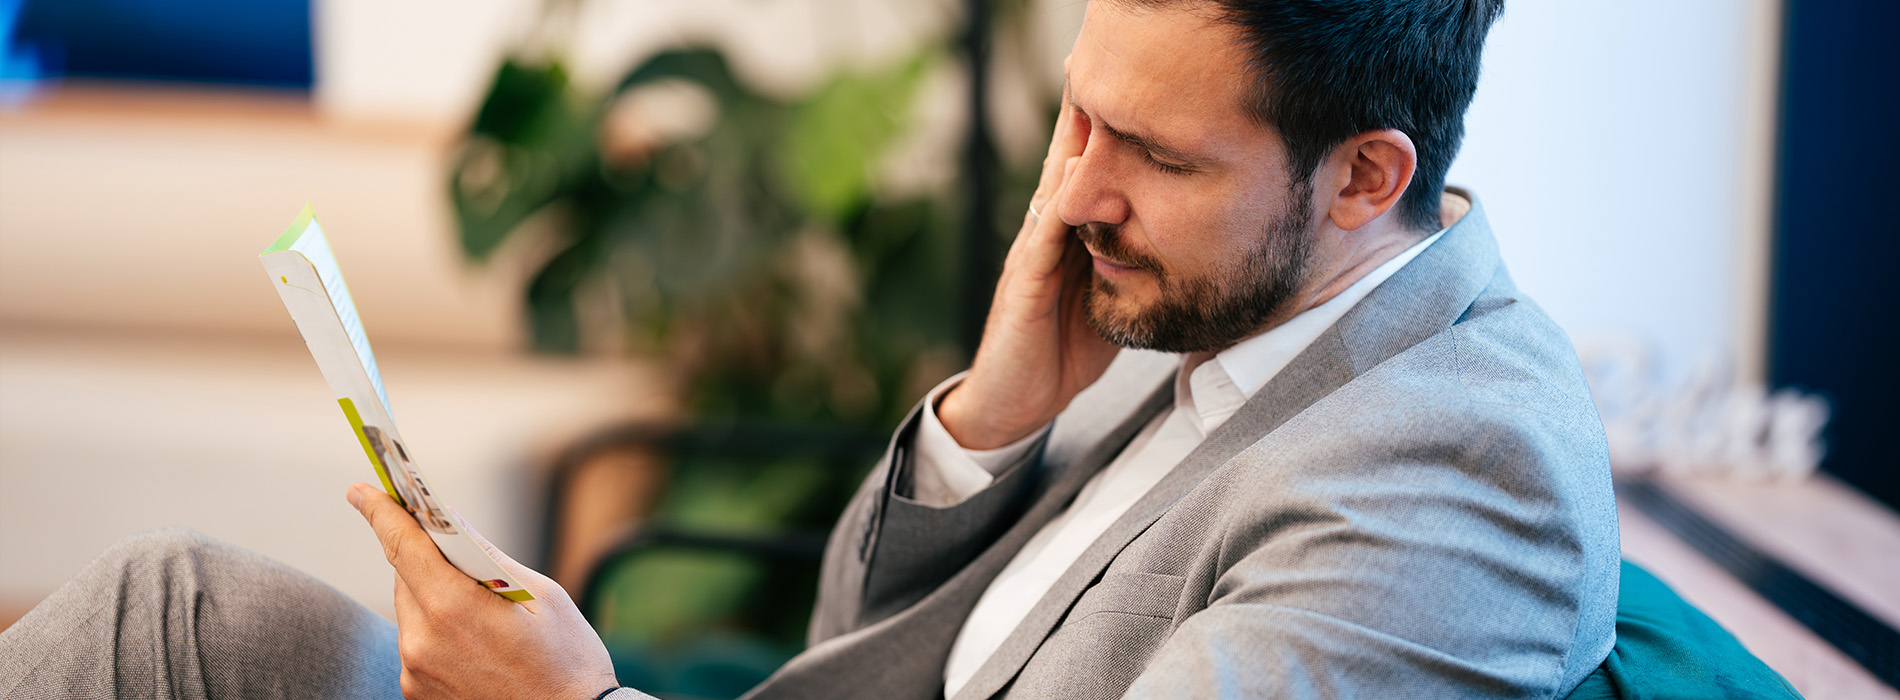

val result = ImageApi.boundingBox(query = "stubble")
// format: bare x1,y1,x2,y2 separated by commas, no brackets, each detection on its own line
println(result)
1078,182,1315,354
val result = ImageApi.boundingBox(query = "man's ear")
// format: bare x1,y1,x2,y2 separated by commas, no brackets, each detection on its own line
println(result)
1323,129,1418,232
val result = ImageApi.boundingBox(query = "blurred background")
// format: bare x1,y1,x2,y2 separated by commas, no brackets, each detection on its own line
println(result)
0,0,1894,697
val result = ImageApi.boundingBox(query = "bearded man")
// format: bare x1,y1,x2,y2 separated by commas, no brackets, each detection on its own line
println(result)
0,0,1618,698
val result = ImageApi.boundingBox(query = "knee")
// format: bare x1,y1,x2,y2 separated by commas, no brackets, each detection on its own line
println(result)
122,525,213,551
44,527,232,631
106,526,216,563
93,527,241,583
87,528,298,627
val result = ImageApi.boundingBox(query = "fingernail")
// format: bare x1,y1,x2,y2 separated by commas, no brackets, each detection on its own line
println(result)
346,484,364,509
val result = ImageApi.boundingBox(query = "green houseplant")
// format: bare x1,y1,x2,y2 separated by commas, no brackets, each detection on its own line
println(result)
451,48,965,428
448,41,977,695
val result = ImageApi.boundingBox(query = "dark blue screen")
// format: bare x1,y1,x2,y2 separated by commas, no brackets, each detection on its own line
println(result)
13,0,312,88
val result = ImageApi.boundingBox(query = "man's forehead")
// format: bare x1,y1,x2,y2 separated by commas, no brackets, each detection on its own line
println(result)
1067,3,1259,155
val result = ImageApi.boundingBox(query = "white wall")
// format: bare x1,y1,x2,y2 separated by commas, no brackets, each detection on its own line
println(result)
0,105,529,348
0,328,664,619
315,0,535,125
1448,0,1781,383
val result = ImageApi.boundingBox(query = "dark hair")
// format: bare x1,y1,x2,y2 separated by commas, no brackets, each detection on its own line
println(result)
1119,0,1504,231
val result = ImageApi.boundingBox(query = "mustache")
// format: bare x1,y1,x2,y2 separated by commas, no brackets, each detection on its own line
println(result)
1073,223,1164,275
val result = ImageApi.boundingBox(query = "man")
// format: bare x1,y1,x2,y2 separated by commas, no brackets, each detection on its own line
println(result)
0,0,1618,698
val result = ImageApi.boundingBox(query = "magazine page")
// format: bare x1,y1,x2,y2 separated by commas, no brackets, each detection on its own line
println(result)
260,204,534,602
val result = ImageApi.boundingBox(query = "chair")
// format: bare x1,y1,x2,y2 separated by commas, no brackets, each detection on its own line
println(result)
1566,560,1804,699
550,421,883,698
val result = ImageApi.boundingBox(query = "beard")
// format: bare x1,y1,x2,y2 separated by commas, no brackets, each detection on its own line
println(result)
1078,182,1315,354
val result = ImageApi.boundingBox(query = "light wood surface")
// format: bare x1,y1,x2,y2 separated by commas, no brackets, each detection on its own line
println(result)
1619,475,1900,699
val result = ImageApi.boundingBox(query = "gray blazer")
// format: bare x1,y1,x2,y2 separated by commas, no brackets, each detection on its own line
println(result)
747,195,1620,699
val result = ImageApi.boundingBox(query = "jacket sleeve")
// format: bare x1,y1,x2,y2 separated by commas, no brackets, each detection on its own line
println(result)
910,374,1050,507
807,400,1046,645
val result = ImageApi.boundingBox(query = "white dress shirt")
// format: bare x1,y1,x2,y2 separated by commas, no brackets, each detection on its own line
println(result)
916,230,1447,698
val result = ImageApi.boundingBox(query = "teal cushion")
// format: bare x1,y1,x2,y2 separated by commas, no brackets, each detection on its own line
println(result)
1566,560,1804,699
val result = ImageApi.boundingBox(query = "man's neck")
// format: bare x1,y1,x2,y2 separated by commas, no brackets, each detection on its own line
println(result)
1438,192,1471,230
1234,191,1469,349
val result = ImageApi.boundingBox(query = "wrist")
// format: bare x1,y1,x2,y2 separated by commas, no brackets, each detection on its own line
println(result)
938,383,1039,451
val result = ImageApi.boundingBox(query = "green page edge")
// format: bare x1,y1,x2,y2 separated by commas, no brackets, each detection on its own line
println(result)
343,398,535,603
264,203,318,254
339,397,407,507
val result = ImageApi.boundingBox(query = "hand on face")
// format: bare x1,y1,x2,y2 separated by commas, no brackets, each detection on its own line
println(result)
347,483,622,700
937,87,1121,450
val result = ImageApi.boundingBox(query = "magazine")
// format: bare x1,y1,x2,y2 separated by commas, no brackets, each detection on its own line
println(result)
260,204,534,602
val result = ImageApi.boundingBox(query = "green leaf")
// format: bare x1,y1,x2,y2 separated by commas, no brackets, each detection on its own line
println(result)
780,56,929,222
471,60,571,144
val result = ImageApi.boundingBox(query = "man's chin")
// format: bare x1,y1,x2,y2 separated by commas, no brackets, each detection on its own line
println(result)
1083,283,1163,350
1083,279,1267,354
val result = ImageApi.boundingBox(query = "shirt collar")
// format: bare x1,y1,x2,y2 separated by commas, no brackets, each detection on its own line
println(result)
1175,228,1448,436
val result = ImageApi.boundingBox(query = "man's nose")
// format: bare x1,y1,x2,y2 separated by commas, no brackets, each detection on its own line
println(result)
1057,138,1130,228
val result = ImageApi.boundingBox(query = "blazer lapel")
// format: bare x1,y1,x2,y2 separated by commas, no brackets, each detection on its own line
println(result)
1016,371,1180,538
950,331,1356,700
748,366,1175,700
953,194,1508,700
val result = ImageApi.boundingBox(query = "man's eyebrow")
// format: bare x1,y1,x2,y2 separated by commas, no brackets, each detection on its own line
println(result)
1100,121,1208,168
1063,78,1210,169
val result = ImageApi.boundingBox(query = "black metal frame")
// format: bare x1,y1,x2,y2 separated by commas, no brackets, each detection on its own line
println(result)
959,0,999,355
538,421,886,571
577,526,829,622
540,420,886,620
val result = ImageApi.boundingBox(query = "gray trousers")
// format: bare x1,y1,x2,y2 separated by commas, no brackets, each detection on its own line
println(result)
0,528,403,699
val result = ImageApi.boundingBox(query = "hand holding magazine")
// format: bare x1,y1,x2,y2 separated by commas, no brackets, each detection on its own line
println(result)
260,204,534,602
